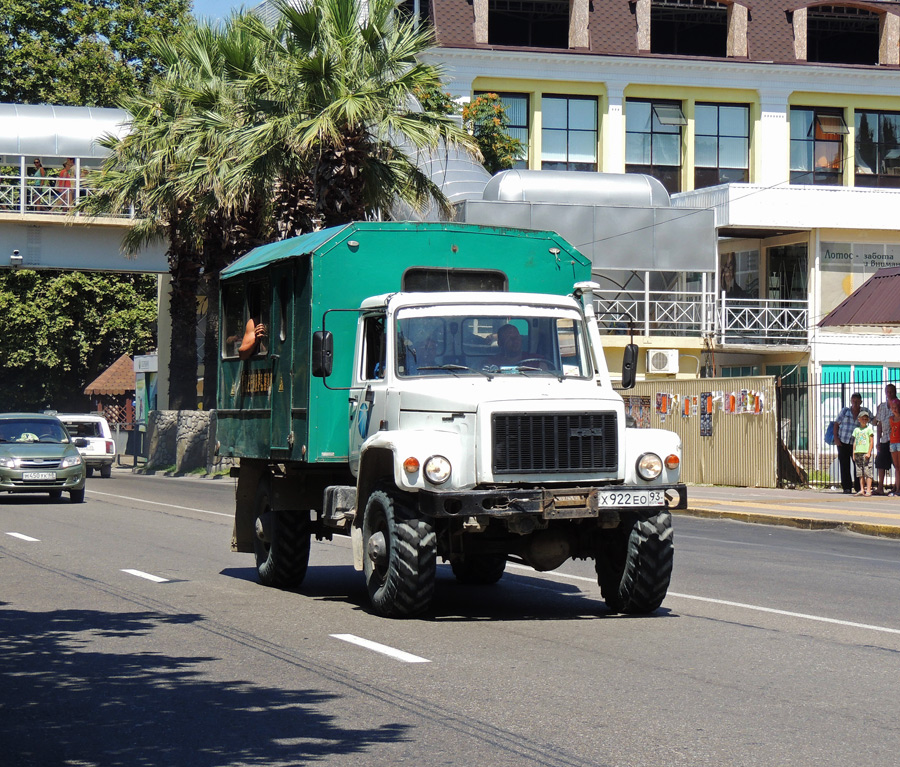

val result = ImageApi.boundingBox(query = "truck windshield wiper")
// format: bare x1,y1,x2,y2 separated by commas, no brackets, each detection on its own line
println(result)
417,364,493,379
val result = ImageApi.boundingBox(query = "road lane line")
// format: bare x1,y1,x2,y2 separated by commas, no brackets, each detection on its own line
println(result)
667,592,900,635
331,634,431,663
121,569,170,583
87,490,231,517
6,532,40,542
507,563,900,635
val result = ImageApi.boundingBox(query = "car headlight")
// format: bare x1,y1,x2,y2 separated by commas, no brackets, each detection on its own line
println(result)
0,456,18,468
61,455,83,469
424,455,451,484
636,452,663,480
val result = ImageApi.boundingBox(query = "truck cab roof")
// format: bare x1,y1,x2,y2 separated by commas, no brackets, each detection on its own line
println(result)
360,291,582,312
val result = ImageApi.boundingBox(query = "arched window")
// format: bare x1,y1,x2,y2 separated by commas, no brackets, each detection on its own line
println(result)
651,0,728,57
807,6,880,65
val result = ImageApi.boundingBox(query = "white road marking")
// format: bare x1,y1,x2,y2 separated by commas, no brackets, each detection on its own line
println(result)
507,563,900,635
331,634,431,663
87,490,231,517
6,532,40,542
121,569,170,583
666,592,900,636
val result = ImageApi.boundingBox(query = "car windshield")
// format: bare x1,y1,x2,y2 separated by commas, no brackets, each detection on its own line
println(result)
0,419,69,444
396,307,592,379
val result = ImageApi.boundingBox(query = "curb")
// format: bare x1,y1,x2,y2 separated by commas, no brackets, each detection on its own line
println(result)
679,506,900,539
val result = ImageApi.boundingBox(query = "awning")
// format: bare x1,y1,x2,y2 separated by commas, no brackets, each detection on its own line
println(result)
819,267,900,327
84,354,135,395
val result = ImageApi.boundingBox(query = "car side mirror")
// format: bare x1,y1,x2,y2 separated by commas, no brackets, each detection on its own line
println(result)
621,343,638,390
312,330,333,378
73,438,89,448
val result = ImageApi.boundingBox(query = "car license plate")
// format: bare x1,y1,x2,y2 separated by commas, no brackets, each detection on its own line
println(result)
23,471,56,481
595,489,666,508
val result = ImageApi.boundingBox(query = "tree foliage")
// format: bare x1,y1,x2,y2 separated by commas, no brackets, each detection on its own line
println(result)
0,271,158,411
462,93,523,174
0,0,190,107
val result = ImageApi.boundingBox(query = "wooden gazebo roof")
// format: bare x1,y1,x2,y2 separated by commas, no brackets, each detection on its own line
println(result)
84,354,134,395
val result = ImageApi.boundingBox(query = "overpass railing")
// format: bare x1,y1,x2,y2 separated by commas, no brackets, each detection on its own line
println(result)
0,161,132,218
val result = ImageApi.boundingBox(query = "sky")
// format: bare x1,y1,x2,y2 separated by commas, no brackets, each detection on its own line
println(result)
191,0,258,23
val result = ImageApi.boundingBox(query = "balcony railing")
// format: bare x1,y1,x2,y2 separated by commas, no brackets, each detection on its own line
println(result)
719,295,808,345
593,288,809,346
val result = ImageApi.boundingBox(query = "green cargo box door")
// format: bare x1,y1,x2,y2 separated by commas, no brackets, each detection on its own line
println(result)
270,264,294,452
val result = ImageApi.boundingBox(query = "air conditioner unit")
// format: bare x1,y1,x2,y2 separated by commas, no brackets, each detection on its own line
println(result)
647,349,679,375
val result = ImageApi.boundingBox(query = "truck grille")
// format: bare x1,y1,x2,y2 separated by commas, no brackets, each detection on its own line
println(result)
492,412,617,474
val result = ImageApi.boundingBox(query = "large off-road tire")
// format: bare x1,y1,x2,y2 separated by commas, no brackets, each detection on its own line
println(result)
596,511,673,614
253,479,310,589
362,488,436,618
451,554,507,585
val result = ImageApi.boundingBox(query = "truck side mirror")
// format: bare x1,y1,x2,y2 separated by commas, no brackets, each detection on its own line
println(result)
621,343,638,390
312,331,333,377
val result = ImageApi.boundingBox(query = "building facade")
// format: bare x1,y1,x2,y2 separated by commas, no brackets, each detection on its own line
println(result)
420,0,900,395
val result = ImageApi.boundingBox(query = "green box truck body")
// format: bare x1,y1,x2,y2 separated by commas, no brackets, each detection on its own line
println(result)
217,221,685,617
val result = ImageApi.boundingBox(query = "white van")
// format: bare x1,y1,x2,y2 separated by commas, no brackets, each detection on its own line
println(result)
57,414,116,478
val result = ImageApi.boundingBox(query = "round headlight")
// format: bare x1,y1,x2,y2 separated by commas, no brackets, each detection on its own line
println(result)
424,455,452,484
636,452,663,480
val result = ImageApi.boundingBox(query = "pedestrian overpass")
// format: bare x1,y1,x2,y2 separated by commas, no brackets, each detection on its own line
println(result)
0,103,167,273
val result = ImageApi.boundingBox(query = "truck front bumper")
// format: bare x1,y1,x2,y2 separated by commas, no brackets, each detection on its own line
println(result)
417,483,687,518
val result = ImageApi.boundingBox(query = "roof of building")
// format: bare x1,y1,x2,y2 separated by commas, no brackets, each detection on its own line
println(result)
84,354,135,396
819,267,900,327
0,103,129,161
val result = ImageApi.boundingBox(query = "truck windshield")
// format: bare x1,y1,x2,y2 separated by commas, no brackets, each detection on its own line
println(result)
395,307,591,379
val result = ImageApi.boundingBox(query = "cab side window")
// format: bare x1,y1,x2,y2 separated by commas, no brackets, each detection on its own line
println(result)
362,314,386,380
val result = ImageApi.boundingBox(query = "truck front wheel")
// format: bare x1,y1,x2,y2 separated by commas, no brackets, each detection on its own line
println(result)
253,480,310,589
362,488,436,618
596,511,673,614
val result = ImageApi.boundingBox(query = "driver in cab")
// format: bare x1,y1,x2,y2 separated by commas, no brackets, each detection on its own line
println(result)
486,324,524,367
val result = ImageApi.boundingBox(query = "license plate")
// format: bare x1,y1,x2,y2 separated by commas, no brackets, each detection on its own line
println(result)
595,489,666,508
23,471,56,481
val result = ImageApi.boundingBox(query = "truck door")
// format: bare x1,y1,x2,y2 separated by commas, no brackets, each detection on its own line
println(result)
270,267,293,452
349,311,387,475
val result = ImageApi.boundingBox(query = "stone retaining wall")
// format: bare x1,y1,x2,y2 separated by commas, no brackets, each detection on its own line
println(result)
145,410,228,474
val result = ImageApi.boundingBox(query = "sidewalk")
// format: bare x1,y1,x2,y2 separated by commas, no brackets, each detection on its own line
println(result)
682,485,900,539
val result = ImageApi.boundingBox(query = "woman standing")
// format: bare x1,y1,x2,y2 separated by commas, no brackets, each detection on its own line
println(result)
56,157,76,207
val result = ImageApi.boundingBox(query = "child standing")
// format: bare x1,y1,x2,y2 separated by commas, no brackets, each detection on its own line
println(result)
890,399,900,496
852,412,875,496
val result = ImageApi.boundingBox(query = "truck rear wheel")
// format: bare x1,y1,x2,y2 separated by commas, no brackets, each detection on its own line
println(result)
253,480,310,589
451,554,506,585
362,488,436,617
596,511,673,614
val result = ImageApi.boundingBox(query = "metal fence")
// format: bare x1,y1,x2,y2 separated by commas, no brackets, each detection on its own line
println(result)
775,377,897,488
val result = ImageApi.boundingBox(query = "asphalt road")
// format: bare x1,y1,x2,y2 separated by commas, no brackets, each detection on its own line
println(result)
2,471,899,767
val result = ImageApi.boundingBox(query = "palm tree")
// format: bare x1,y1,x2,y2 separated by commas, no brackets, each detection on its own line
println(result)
86,0,476,411
242,0,476,228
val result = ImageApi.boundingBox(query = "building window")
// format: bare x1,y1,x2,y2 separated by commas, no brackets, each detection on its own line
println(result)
721,365,760,377
650,0,728,57
807,6,879,65
625,99,686,194
789,107,847,186
541,95,598,172
478,92,529,169
488,0,569,48
855,111,900,189
695,103,749,188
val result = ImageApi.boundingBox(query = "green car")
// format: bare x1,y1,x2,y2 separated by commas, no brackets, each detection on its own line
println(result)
0,413,87,503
